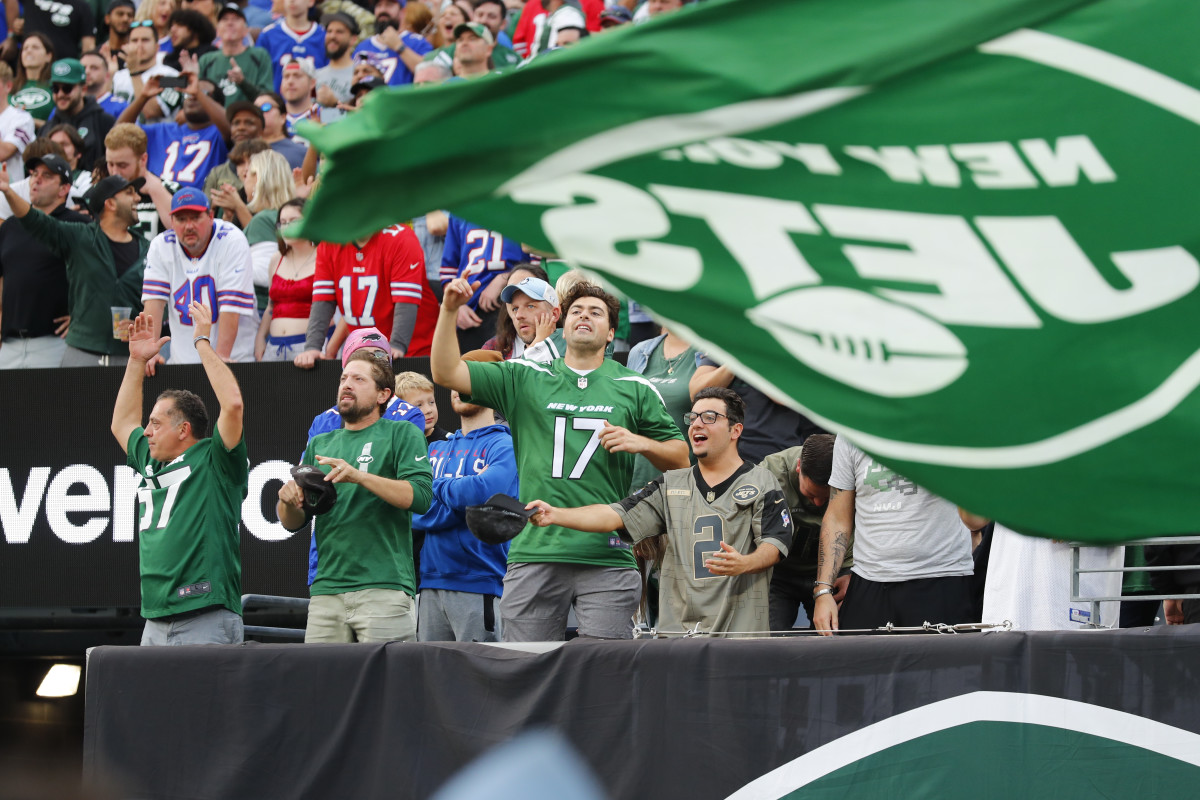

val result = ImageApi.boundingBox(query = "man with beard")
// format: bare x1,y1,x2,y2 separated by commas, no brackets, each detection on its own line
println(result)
314,12,357,124
111,19,183,123
352,0,431,87
39,58,116,171
141,188,256,366
1,168,147,367
278,348,433,644
119,72,230,190
81,50,128,118
99,0,135,68
198,3,273,107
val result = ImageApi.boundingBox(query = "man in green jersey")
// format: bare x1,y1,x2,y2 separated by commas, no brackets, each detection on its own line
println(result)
277,349,433,643
111,303,247,646
432,276,689,641
527,388,793,638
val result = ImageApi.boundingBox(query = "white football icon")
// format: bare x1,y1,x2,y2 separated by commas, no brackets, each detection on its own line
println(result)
747,286,968,398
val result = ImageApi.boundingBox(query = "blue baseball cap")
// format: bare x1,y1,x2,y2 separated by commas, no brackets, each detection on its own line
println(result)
170,187,211,215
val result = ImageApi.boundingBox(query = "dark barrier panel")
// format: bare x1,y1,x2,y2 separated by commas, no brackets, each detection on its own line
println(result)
0,360,455,610
83,629,1200,800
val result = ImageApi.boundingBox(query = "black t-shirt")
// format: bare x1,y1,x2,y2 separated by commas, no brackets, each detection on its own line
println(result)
106,234,141,278
0,203,89,338
23,0,96,60
696,354,827,464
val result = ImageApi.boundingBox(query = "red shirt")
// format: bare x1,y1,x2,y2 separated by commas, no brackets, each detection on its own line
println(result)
512,0,603,58
313,224,438,356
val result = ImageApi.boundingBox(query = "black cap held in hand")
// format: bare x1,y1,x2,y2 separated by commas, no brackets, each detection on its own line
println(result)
465,494,535,546
291,464,338,516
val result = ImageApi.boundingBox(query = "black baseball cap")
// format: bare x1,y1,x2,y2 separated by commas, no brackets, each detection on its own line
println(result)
24,153,72,184
218,2,246,19
83,174,144,215
320,11,360,35
464,494,536,545
350,75,386,96
107,0,136,13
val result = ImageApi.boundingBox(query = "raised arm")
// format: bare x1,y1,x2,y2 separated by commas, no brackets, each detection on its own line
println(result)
688,362,734,399
429,277,477,394
191,301,244,449
525,500,623,533
0,163,30,218
813,486,855,635
111,312,169,452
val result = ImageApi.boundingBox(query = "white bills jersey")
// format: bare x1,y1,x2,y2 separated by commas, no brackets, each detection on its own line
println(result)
142,219,257,363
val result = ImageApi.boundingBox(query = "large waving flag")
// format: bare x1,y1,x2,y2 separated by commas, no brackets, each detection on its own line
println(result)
298,0,1200,541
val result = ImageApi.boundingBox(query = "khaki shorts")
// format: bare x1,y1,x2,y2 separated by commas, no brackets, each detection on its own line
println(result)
305,588,417,643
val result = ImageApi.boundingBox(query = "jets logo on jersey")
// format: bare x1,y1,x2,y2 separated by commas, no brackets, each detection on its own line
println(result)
732,484,760,502
357,442,374,472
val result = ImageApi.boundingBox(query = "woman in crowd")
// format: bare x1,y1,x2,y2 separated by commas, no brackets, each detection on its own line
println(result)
405,1,434,39
11,33,56,128
45,123,93,201
430,2,468,49
256,198,317,362
135,0,179,53
625,326,699,489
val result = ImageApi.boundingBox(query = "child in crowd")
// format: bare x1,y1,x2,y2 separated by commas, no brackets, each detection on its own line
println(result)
395,371,449,443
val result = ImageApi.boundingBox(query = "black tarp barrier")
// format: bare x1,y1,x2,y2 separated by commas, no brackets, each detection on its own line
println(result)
83,627,1200,800
0,361,457,610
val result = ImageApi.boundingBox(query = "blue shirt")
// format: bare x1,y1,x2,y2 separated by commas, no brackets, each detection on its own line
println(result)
257,20,328,90
96,92,129,119
352,32,432,86
440,215,526,308
304,396,426,585
413,424,518,596
143,123,228,190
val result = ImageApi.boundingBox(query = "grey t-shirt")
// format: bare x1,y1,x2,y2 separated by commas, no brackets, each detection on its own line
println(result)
314,63,355,124
829,438,972,582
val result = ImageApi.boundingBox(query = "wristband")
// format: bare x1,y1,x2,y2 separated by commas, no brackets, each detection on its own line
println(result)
813,587,834,600
813,580,833,588
193,335,211,346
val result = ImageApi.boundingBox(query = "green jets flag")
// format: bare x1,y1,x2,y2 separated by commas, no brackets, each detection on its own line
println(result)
298,0,1200,542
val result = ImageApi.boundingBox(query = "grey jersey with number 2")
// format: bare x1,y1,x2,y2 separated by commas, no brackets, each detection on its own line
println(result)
613,462,792,637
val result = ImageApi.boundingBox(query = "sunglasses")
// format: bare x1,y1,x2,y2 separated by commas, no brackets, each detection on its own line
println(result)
257,102,274,112
130,19,155,28
51,83,77,94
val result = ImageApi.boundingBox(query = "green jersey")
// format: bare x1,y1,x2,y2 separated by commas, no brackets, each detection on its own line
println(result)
613,462,793,637
198,47,274,106
127,428,248,619
304,418,433,597
465,357,684,568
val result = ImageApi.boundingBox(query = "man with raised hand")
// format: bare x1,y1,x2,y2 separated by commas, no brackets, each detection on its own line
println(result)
527,387,792,638
111,302,247,645
432,276,688,641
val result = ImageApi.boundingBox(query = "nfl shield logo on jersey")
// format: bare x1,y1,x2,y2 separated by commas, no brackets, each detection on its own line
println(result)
577,377,587,389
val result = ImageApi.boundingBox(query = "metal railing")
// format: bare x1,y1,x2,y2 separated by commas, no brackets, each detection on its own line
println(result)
1070,536,1200,627
240,594,309,641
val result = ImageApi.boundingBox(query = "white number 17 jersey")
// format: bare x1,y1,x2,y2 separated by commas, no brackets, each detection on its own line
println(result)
142,219,258,364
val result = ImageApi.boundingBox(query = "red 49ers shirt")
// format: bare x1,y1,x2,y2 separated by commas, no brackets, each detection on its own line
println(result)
313,224,439,356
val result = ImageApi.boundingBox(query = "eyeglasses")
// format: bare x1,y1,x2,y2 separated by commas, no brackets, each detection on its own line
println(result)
130,19,155,28
683,410,730,427
51,83,77,94
257,102,274,112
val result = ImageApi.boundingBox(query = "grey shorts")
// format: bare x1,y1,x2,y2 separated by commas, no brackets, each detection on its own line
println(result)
417,588,499,643
141,607,243,646
499,562,641,642
306,588,417,643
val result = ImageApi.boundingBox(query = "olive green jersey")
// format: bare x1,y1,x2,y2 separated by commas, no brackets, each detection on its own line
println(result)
613,462,793,637
304,419,433,597
127,428,248,619
465,357,684,568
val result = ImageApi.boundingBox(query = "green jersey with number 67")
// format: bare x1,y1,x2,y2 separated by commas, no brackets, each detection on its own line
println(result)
465,357,685,568
126,428,248,619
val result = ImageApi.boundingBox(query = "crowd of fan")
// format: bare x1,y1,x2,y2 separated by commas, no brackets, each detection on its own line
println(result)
0,0,1194,645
